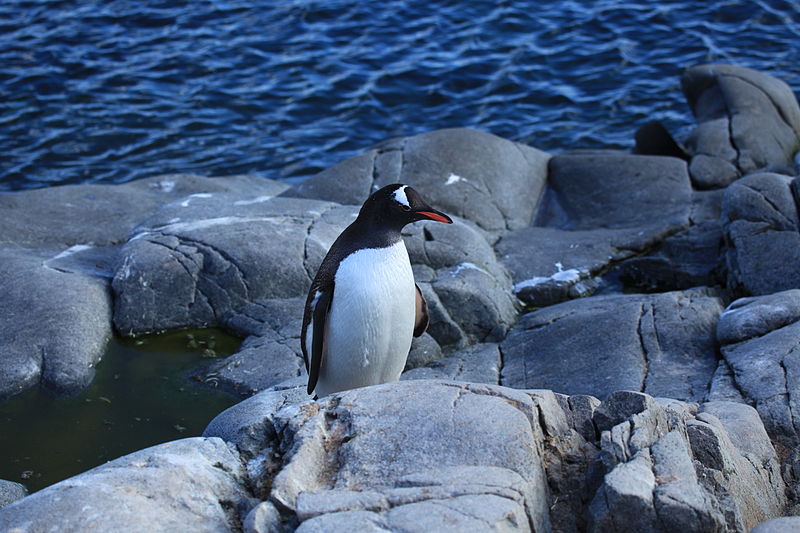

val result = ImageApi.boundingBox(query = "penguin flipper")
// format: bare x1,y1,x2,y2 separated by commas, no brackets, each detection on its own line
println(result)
413,283,429,337
308,286,333,395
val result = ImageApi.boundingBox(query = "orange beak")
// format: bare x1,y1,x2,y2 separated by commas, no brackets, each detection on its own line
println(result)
416,210,453,224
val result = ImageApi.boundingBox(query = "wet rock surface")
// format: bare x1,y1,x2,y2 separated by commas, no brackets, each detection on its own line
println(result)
2,64,800,530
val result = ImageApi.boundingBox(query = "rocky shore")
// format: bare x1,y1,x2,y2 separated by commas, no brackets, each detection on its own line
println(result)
1,63,800,531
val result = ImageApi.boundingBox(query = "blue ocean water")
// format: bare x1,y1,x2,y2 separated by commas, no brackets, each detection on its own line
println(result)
1,0,798,191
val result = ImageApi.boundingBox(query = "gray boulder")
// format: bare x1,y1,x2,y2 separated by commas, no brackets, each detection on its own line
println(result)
283,127,551,235
0,437,253,532
501,289,724,402
588,391,786,532
207,380,558,532
112,196,344,335
721,172,800,296
500,151,692,306
716,289,800,345
751,517,800,533
0,480,27,510
682,64,800,186
716,291,800,498
0,245,112,400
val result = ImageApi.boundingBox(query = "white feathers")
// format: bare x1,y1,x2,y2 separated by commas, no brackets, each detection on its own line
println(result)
310,290,323,310
392,185,410,208
314,241,415,397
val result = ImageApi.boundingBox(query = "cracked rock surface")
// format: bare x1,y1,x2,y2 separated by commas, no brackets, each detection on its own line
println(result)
501,289,725,402
498,150,693,307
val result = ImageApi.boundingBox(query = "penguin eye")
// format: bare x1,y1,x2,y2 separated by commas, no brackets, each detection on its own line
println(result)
400,204,411,212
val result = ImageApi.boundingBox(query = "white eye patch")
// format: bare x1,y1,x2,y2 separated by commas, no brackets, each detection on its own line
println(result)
392,185,410,207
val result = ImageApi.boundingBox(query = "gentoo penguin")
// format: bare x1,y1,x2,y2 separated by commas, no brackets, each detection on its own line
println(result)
301,184,453,397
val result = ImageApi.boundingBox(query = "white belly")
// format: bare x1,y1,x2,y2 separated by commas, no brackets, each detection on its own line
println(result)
315,241,415,397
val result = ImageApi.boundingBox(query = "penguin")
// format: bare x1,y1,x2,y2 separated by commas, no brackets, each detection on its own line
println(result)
301,183,453,398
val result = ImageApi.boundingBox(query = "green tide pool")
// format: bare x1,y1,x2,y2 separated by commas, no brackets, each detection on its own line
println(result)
0,329,240,493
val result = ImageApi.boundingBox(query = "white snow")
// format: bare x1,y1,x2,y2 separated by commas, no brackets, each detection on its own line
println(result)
513,262,583,293
445,173,463,185
179,193,212,207
451,262,488,276
50,244,93,261
233,195,273,206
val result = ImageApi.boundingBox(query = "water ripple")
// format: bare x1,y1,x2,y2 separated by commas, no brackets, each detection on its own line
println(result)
1,0,799,191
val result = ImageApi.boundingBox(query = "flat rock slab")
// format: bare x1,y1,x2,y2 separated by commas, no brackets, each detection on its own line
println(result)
0,437,252,533
0,174,288,247
501,289,724,402
538,151,691,231
284,127,550,235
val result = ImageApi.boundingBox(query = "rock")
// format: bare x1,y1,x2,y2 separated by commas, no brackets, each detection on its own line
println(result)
402,342,501,384
0,437,253,532
717,289,800,345
0,480,27,509
501,289,724,402
0,245,112,400
403,218,519,346
205,298,307,397
0,173,290,399
721,173,800,296
613,190,725,292
404,333,443,370
589,393,786,532
283,127,550,235
682,64,800,180
751,517,800,533
539,151,691,231
705,360,746,403
112,196,344,335
717,294,800,461
243,501,284,533
500,150,692,306
498,226,659,307
266,381,554,532
0,174,288,247
204,387,310,460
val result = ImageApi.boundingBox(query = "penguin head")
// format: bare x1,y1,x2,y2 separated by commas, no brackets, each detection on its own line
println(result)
360,184,453,229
